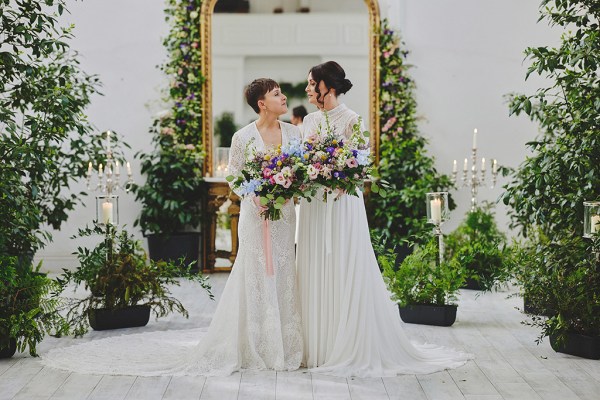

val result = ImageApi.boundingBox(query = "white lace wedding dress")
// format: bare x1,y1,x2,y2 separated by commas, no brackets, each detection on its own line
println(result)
42,121,303,376
296,104,471,377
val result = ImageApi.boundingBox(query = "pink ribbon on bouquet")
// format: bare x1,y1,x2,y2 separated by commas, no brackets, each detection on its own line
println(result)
262,219,274,276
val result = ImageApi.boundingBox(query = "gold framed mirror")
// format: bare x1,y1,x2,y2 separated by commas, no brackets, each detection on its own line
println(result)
200,1,381,176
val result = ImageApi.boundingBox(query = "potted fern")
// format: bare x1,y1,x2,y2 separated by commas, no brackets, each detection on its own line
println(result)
0,256,67,358
380,236,465,327
445,204,515,291
59,223,212,337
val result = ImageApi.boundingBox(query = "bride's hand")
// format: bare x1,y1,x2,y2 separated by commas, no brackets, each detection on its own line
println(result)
253,196,268,212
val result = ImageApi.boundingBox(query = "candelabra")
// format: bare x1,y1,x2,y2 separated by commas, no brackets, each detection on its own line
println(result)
86,130,134,225
426,192,449,264
451,128,499,211
583,201,600,263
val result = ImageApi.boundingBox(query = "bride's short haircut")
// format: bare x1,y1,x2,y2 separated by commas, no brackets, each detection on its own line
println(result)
244,78,280,114
309,61,353,104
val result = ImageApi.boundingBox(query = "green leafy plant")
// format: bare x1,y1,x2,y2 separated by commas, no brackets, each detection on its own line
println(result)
522,234,600,344
1,0,102,254
0,256,68,356
368,20,454,256
133,0,205,235
503,0,600,342
215,112,238,148
279,82,307,100
381,236,465,307
58,224,212,337
446,204,515,291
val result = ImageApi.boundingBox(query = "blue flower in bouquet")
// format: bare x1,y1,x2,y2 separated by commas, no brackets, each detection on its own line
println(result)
238,179,263,196
281,138,303,157
356,149,370,166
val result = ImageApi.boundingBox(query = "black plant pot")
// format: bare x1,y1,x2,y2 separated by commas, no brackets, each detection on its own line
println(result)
147,232,201,272
88,305,151,331
0,338,17,359
399,304,458,327
550,332,600,360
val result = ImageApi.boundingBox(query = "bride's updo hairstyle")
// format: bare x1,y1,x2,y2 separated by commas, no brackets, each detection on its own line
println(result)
309,61,353,104
245,78,279,114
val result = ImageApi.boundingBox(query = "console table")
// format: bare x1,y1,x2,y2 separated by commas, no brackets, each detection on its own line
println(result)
201,178,240,273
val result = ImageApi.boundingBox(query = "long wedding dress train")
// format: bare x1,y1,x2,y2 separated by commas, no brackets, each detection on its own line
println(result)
42,122,303,376
296,104,471,377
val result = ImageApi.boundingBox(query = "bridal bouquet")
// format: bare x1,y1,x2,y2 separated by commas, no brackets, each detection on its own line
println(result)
301,116,372,199
226,138,308,220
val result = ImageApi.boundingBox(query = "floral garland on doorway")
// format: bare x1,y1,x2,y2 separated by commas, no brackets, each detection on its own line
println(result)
369,20,453,254
133,0,206,235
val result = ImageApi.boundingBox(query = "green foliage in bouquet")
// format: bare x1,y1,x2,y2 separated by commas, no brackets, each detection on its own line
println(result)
381,236,465,307
134,0,206,235
368,19,454,252
446,204,516,291
58,224,212,337
0,256,68,356
503,0,600,341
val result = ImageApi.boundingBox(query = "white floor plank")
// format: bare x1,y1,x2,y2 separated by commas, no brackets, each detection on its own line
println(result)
347,377,388,400
0,357,19,376
448,361,500,397
311,373,351,400
162,375,205,400
12,366,70,400
199,373,241,400
382,375,427,400
0,358,44,399
87,375,137,400
238,370,276,400
417,370,465,400
493,382,543,400
124,376,171,400
49,373,103,400
275,370,313,400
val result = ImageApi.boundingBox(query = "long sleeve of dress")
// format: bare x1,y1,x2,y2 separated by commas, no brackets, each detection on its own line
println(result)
227,132,246,196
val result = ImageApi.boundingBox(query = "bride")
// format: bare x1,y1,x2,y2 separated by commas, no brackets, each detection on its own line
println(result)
42,78,303,376
296,61,471,377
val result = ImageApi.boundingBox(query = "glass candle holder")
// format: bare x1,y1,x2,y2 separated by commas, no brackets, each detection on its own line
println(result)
583,201,600,238
96,195,119,225
426,192,449,225
214,147,230,178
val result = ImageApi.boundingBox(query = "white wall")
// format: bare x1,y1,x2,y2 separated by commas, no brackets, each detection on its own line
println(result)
37,0,560,272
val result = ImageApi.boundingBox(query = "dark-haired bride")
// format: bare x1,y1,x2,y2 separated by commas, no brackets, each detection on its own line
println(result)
296,61,471,377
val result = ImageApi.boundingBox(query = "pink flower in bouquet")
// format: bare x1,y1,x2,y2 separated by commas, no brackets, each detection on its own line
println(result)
307,165,319,180
263,167,272,178
273,172,287,186
346,158,358,168
283,179,292,189
321,165,333,179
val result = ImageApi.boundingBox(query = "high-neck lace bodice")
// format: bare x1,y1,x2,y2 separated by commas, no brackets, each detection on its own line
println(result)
301,103,363,140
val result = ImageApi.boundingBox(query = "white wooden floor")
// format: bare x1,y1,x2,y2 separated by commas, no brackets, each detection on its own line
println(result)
2,273,600,400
